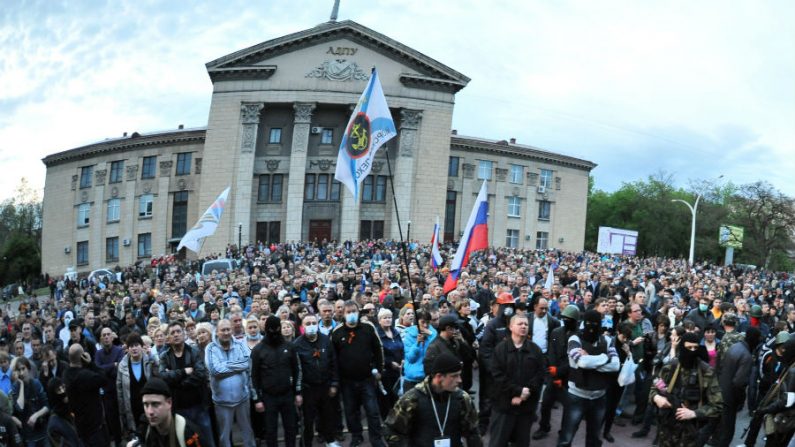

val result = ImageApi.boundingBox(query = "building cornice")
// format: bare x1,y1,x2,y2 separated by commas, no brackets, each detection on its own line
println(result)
42,128,207,167
451,135,597,171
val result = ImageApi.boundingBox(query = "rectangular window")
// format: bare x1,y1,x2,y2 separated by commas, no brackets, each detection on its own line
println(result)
304,174,315,201
109,161,124,183
176,153,192,176
540,169,553,188
106,237,119,263
536,231,549,250
506,229,519,248
256,221,281,243
79,166,93,188
107,199,120,223
138,233,152,257
268,128,282,144
172,191,188,238
141,156,157,179
508,196,521,217
448,157,459,177
361,175,387,203
139,194,153,218
77,203,91,227
538,200,551,221
360,220,385,240
258,175,271,203
259,174,284,203
76,241,89,265
362,176,373,202
330,179,341,201
316,174,329,200
375,176,387,202
478,160,493,180
270,174,283,202
510,164,523,184
321,128,333,145
444,190,456,242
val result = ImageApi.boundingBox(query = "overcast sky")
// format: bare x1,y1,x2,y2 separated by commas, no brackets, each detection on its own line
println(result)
1,0,793,203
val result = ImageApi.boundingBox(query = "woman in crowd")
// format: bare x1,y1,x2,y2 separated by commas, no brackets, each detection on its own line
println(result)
702,322,719,368
280,319,296,343
376,308,404,418
151,324,168,357
10,357,49,447
401,309,436,390
245,316,262,350
116,332,157,439
455,299,478,391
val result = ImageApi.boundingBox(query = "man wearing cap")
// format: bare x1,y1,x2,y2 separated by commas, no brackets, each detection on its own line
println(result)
489,313,545,446
534,305,580,440
717,312,745,368
747,305,771,340
743,331,791,447
384,351,482,447
423,314,476,377
650,332,723,447
477,292,515,435
132,377,209,447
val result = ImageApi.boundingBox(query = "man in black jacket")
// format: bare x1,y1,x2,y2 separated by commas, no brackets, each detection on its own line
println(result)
294,313,339,447
331,300,385,447
63,343,109,446
423,314,476,375
489,313,546,446
158,321,214,447
251,315,302,447
477,292,514,435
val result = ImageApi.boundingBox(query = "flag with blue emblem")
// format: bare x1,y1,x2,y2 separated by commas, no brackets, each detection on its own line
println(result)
177,186,231,253
334,68,397,199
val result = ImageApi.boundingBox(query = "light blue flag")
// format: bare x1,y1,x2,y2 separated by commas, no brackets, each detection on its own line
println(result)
334,68,397,199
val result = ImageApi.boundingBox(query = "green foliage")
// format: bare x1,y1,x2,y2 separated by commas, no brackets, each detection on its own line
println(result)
0,179,42,285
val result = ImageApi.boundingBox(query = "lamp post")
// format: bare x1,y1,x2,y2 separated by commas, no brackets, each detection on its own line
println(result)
672,175,723,265
238,223,242,252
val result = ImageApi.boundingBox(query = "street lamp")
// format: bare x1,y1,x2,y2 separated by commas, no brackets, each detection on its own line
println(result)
238,222,243,251
671,175,723,265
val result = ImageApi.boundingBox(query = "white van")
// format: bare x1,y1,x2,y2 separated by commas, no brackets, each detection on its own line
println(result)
201,258,237,277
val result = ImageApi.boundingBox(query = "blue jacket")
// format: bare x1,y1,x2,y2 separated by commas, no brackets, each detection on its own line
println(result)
204,338,254,406
401,325,437,381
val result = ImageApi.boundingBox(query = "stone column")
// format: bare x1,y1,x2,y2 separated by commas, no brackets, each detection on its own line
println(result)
284,102,315,242
90,166,107,269
339,186,361,241
389,109,422,240
234,103,263,247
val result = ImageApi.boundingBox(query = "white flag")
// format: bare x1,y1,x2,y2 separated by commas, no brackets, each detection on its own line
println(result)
177,186,231,253
334,68,397,198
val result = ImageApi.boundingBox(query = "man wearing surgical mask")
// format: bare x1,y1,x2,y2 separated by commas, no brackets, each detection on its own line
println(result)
331,300,386,447
294,314,341,447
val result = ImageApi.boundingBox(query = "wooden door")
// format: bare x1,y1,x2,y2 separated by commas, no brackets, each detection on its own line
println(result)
308,220,331,242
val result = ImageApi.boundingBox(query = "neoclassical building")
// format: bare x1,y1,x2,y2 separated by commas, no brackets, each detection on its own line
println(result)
41,20,595,276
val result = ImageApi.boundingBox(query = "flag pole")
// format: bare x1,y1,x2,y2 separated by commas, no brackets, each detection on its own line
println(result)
384,150,417,310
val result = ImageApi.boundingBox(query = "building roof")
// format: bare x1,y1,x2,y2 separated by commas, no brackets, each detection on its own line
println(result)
41,127,207,167
205,20,470,92
451,134,597,171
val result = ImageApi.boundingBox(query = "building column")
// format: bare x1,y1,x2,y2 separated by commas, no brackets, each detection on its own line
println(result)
339,186,361,241
90,166,107,269
390,109,422,240
284,102,315,242
234,103,263,247
155,159,172,256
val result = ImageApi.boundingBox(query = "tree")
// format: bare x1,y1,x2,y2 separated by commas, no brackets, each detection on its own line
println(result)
0,178,42,286
729,182,795,270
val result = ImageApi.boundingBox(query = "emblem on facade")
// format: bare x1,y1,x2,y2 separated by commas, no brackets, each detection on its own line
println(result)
177,179,187,191
159,160,173,177
372,161,383,173
80,191,88,203
143,183,152,193
306,59,370,82
126,165,138,181
318,159,333,171
95,169,107,185
400,109,423,130
111,186,119,198
266,160,281,172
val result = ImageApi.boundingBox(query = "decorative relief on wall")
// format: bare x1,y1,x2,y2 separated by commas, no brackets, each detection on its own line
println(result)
240,104,264,153
462,163,475,179
111,187,119,198
80,191,88,203
310,159,334,171
241,125,257,153
555,177,562,190
293,103,316,124
400,109,423,130
528,172,539,185
495,168,508,182
194,158,202,174
159,160,173,177
305,59,370,82
126,165,138,181
448,180,455,190
398,130,415,158
143,183,152,194
95,169,106,185
512,187,520,196
71,175,78,190
241,103,263,125
372,161,383,173
266,160,281,172
292,126,310,154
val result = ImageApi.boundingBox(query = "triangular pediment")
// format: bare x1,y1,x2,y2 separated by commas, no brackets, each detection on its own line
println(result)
205,20,469,93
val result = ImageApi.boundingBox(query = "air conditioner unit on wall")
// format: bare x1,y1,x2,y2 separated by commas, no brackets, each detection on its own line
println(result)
123,239,131,246
537,185,546,194
310,127,323,134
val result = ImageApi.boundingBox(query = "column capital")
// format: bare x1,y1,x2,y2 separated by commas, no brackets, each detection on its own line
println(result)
241,103,264,124
400,109,423,130
293,102,316,124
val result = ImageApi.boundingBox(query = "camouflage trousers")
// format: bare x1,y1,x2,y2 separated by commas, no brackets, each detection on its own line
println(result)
657,421,704,447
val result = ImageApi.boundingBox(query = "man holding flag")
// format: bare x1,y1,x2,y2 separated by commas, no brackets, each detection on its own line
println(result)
334,68,396,199
443,181,489,294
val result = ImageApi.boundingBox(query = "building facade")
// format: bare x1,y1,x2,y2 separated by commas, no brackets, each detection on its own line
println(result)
41,20,595,276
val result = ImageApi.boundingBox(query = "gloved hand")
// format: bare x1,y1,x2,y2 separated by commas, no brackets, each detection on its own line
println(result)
553,379,563,388
548,366,557,377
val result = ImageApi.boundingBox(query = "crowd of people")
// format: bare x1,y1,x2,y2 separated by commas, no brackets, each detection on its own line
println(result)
2,239,795,447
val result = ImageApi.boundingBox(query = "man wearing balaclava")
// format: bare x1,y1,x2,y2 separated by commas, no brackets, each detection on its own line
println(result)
250,315,301,447
714,326,758,447
557,309,619,447
650,331,723,447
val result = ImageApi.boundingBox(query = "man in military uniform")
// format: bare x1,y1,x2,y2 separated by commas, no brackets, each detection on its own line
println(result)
384,351,482,447
743,331,791,447
649,332,723,447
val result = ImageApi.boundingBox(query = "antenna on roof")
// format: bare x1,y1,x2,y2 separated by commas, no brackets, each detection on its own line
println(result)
329,0,340,22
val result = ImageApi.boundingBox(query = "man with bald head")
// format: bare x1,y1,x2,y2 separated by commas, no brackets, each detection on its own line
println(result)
63,343,110,446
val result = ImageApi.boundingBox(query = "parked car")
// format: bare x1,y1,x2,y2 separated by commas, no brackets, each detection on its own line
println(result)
88,269,120,284
1,283,18,301
201,258,237,277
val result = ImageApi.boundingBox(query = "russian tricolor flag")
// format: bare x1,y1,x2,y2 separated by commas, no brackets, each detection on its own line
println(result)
443,181,489,293
431,216,443,270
